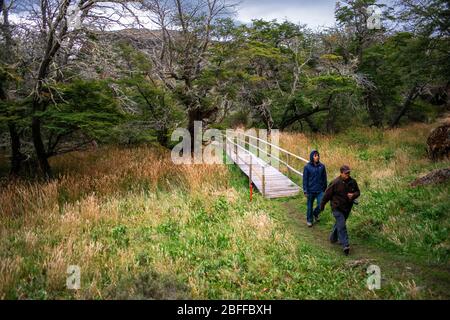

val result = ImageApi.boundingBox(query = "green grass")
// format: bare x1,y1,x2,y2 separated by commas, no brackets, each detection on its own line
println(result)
1,163,421,299
280,122,450,267
350,182,450,264
1,122,449,299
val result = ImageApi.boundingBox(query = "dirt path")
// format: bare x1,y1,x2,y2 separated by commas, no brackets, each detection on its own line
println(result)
280,199,450,299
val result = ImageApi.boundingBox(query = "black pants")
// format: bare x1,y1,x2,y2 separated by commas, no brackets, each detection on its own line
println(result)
329,210,350,248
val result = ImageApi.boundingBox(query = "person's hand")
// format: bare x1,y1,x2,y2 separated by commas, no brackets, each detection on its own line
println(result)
347,193,354,200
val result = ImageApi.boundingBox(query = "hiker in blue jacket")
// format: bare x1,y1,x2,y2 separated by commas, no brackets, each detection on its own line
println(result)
303,150,327,227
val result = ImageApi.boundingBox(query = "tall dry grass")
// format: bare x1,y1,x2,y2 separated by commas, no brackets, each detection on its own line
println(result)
0,146,229,218
279,122,449,269
0,145,230,298
278,123,435,188
1,122,447,299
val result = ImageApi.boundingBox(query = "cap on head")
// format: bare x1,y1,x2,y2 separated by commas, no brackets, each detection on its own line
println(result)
340,165,351,174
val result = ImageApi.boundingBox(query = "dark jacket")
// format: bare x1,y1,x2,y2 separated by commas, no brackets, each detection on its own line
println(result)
302,150,327,194
320,176,360,215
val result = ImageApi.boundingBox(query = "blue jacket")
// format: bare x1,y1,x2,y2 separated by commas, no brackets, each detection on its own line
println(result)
302,150,327,194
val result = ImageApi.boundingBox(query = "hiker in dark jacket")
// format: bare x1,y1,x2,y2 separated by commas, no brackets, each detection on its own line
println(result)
320,165,360,255
302,150,327,227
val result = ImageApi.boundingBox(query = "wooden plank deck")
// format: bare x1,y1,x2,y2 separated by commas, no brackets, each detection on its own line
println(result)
225,142,300,199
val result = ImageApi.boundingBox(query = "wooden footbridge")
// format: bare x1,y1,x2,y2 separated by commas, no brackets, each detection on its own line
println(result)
224,132,309,199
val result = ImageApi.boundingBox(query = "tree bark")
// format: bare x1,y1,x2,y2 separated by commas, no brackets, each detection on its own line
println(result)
1,0,25,177
365,91,383,127
280,107,329,130
31,116,52,179
8,123,25,177
187,106,219,153
0,78,24,177
325,94,335,133
27,0,71,179
390,85,421,128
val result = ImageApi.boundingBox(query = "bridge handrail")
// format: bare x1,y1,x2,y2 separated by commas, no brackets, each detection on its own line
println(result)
233,136,303,177
225,136,267,185
225,137,270,168
224,134,305,197
239,132,309,164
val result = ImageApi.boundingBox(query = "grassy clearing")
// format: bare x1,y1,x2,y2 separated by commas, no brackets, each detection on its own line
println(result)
279,122,450,267
0,121,449,299
0,150,371,299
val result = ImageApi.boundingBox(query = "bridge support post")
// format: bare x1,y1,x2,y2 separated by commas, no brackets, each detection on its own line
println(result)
262,165,266,197
234,137,237,163
287,153,290,179
249,156,253,201
224,136,227,161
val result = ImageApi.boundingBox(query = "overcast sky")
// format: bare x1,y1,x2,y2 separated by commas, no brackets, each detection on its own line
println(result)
234,0,338,29
9,0,393,31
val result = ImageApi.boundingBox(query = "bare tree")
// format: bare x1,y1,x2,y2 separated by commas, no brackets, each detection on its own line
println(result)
0,0,28,177
137,0,237,143
6,0,140,178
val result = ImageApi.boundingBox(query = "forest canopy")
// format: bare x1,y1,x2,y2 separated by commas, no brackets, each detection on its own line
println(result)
0,0,449,178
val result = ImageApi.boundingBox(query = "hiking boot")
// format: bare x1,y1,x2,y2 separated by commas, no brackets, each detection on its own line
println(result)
314,215,321,223
343,246,350,256
306,221,313,227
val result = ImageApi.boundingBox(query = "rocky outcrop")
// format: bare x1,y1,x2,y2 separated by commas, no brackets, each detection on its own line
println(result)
426,123,450,160
410,168,450,187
